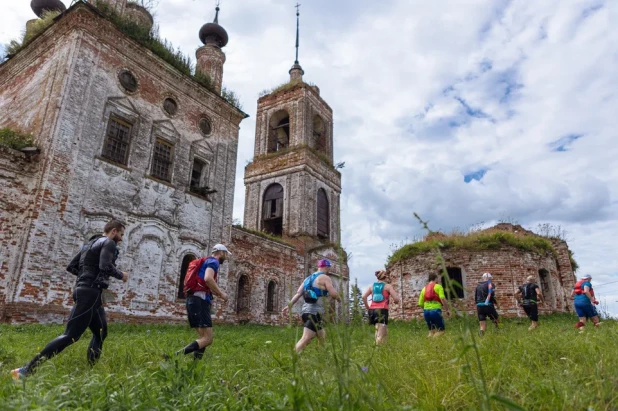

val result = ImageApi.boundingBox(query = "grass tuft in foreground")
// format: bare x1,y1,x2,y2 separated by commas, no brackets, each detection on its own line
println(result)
0,315,616,410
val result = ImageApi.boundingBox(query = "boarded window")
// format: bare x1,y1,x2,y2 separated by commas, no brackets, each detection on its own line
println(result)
237,275,250,313
262,183,284,236
317,188,330,238
151,138,174,182
313,115,326,153
266,280,277,312
267,110,290,153
442,267,464,299
177,254,196,299
102,117,132,165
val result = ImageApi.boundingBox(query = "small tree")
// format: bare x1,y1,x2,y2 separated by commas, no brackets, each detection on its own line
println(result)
349,278,366,324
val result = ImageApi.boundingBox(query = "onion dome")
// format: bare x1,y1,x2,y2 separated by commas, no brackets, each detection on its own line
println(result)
199,6,229,48
31,0,66,18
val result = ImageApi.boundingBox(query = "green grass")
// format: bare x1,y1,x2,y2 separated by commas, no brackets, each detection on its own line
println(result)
0,314,616,410
0,127,36,150
388,230,556,267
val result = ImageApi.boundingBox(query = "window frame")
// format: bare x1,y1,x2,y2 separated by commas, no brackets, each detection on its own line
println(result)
150,137,175,183
102,116,133,166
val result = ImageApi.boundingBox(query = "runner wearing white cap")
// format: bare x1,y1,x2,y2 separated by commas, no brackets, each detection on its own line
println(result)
170,243,230,360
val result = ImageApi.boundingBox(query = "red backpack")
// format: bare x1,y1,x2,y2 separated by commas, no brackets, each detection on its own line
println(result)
183,257,210,295
424,282,441,302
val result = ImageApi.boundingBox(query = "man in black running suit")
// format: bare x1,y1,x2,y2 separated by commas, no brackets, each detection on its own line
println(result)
11,220,129,379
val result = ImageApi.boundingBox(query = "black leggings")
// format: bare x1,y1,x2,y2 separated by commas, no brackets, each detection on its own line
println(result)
23,287,107,374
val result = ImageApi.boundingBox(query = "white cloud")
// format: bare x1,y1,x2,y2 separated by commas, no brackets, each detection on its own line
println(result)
2,0,617,314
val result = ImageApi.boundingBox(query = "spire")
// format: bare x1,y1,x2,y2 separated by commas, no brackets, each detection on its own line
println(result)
294,3,301,64
289,3,304,81
214,0,220,24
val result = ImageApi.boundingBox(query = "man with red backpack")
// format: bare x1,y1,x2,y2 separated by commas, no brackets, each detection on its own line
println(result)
418,273,450,337
173,244,230,360
571,274,600,330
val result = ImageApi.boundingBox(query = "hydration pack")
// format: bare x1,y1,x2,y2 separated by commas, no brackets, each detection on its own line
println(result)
183,257,210,296
372,282,385,303
303,273,321,303
424,282,441,302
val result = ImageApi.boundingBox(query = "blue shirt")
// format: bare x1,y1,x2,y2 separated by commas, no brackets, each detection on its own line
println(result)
574,281,592,304
198,257,219,280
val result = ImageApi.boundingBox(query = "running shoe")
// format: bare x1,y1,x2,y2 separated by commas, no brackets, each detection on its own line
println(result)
10,368,25,381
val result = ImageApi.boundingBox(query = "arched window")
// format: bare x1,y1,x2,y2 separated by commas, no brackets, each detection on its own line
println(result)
262,183,284,236
313,115,326,153
178,254,196,299
237,275,250,313
267,110,290,153
266,280,277,312
317,188,330,238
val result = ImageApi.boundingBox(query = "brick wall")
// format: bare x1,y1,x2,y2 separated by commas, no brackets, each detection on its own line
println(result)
386,246,576,321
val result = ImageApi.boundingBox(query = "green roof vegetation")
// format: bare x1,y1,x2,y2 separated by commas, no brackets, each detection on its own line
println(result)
258,79,317,98
3,2,243,112
232,225,294,247
387,230,556,267
0,127,36,150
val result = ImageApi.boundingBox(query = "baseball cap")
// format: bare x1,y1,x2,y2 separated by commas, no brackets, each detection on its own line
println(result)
212,243,232,255
583,274,592,279
482,272,493,280
318,259,331,268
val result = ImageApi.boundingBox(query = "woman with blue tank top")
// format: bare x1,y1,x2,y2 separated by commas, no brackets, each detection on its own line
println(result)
282,259,341,353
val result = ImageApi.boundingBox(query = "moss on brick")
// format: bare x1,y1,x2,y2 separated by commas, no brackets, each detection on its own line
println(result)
233,225,294,247
0,128,35,151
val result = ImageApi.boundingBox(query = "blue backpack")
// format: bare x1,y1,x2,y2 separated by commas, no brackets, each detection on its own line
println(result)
303,272,328,303
372,282,385,303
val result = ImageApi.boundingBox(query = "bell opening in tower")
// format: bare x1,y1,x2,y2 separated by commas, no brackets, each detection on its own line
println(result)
268,110,290,153
262,183,284,236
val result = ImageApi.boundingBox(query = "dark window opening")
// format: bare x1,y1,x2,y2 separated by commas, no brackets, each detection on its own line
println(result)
266,281,277,312
190,159,205,190
163,98,178,116
151,138,173,182
102,116,132,165
539,269,553,306
267,111,290,153
313,115,327,153
237,275,250,313
317,188,330,238
262,183,284,236
118,70,138,93
178,254,196,299
442,267,464,299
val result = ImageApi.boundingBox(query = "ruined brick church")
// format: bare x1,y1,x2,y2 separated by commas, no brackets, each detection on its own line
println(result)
0,0,349,324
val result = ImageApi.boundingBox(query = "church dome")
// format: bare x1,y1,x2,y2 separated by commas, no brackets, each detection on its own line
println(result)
199,6,228,48
31,0,66,18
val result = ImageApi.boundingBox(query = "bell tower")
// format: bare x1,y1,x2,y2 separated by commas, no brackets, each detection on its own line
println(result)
243,5,341,245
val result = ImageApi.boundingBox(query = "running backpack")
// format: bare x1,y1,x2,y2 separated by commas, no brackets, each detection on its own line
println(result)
424,282,441,302
372,282,385,303
183,257,209,295
303,273,319,303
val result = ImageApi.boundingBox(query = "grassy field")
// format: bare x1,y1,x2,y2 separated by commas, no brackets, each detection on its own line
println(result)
0,314,616,410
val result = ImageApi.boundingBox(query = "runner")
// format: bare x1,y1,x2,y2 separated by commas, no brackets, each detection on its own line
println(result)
173,244,230,359
571,274,600,331
11,220,128,380
475,272,499,336
418,273,450,337
515,275,544,330
282,259,341,354
362,270,400,345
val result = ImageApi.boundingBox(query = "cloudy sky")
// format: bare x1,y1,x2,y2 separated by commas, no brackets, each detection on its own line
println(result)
3,0,617,315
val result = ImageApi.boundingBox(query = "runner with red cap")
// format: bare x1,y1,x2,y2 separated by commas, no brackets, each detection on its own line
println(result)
282,259,341,354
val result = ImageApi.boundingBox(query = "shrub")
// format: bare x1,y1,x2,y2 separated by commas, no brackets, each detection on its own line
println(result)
5,11,60,57
0,127,35,150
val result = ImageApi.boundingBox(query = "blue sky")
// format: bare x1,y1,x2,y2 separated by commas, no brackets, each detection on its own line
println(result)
3,0,617,315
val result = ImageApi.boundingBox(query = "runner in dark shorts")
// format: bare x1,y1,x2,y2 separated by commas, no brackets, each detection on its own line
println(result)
363,270,400,344
368,308,389,325
515,276,544,330
186,295,213,329
475,272,499,336
301,313,324,332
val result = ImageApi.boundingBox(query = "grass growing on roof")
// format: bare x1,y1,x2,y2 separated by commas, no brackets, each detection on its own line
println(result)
387,229,556,267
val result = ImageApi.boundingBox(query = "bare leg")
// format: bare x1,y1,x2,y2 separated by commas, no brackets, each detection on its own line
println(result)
295,327,317,354
376,324,388,345
196,327,213,349
479,320,487,332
